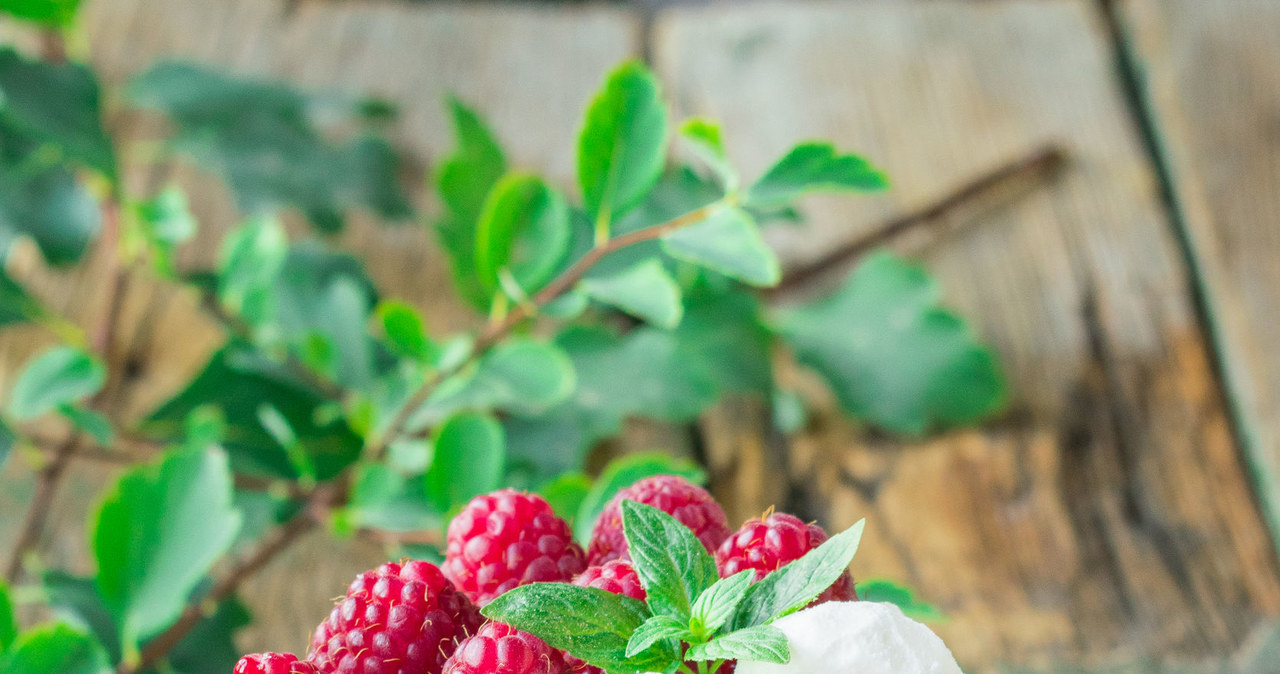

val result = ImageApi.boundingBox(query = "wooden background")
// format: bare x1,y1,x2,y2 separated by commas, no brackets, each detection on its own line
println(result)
3,0,1280,671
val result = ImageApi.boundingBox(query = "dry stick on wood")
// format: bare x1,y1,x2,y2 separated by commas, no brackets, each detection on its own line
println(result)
765,143,1067,297
123,198,726,673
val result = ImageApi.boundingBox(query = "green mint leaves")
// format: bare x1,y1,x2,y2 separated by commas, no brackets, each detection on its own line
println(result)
483,492,866,674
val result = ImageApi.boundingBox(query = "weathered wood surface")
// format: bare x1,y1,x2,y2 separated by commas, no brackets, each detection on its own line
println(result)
1121,0,1280,574
2,0,1280,670
655,0,1280,669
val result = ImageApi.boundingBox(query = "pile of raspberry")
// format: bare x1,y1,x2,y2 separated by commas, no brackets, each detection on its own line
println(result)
234,476,856,674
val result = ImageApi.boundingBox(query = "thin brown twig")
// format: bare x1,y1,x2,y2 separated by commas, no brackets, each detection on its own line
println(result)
766,144,1067,297
119,199,727,672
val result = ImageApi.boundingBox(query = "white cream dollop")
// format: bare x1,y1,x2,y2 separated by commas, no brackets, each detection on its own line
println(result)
736,602,961,674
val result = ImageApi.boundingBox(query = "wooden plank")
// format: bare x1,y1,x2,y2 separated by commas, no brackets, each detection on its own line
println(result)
1121,0,1280,569
653,0,1280,669
0,0,643,654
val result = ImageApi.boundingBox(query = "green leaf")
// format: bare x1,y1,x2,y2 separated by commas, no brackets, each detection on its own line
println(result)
0,0,80,26
0,271,47,328
129,63,411,233
9,346,104,420
376,301,433,361
348,463,437,533
729,519,864,630
132,187,197,276
436,97,508,309
59,405,113,445
426,412,504,514
625,615,689,658
0,48,115,176
163,596,251,674
41,571,121,664
685,625,789,664
0,623,110,674
691,570,754,635
0,579,16,652
680,118,736,190
0,417,15,469
745,142,886,208
662,207,780,286
422,338,575,420
540,472,592,523
580,260,683,328
575,452,705,545
771,388,807,435
776,252,1006,434
0,146,99,266
91,446,242,649
475,174,571,297
481,583,662,672
145,343,363,481
621,501,719,622
578,61,668,229
857,579,943,621
216,218,288,326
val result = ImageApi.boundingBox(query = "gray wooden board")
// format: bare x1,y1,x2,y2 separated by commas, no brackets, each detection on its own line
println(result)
653,0,1280,669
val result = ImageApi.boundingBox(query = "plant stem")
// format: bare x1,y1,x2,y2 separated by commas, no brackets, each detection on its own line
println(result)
765,144,1066,296
121,196,729,672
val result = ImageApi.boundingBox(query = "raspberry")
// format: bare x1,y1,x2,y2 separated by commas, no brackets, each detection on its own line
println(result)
715,512,856,604
587,475,731,565
443,490,587,605
572,560,645,600
442,622,565,674
565,561,646,674
234,654,318,674
307,560,483,674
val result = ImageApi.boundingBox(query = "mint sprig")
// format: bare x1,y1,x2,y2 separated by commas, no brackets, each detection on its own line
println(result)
483,492,866,674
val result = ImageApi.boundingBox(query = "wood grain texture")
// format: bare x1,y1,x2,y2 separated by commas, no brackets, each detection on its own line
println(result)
0,0,642,654
653,0,1280,669
1121,0,1280,564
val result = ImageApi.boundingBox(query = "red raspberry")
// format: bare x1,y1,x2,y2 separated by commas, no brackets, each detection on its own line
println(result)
235,653,318,674
587,475,731,565
572,560,645,600
715,512,857,604
443,490,587,605
442,622,565,674
307,560,482,674
565,561,646,674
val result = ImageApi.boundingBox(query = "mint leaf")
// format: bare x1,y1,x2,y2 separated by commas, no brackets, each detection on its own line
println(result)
621,501,718,622
578,61,668,228
729,519,864,630
857,579,943,621
580,259,683,328
92,447,242,650
9,346,105,420
574,453,705,544
0,579,16,652
436,97,507,309
680,118,736,190
745,142,886,207
0,623,110,674
685,625,789,664
625,615,689,658
661,207,780,286
376,300,434,361
777,251,1006,435
425,412,504,514
690,570,754,635
481,583,657,671
475,174,571,297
